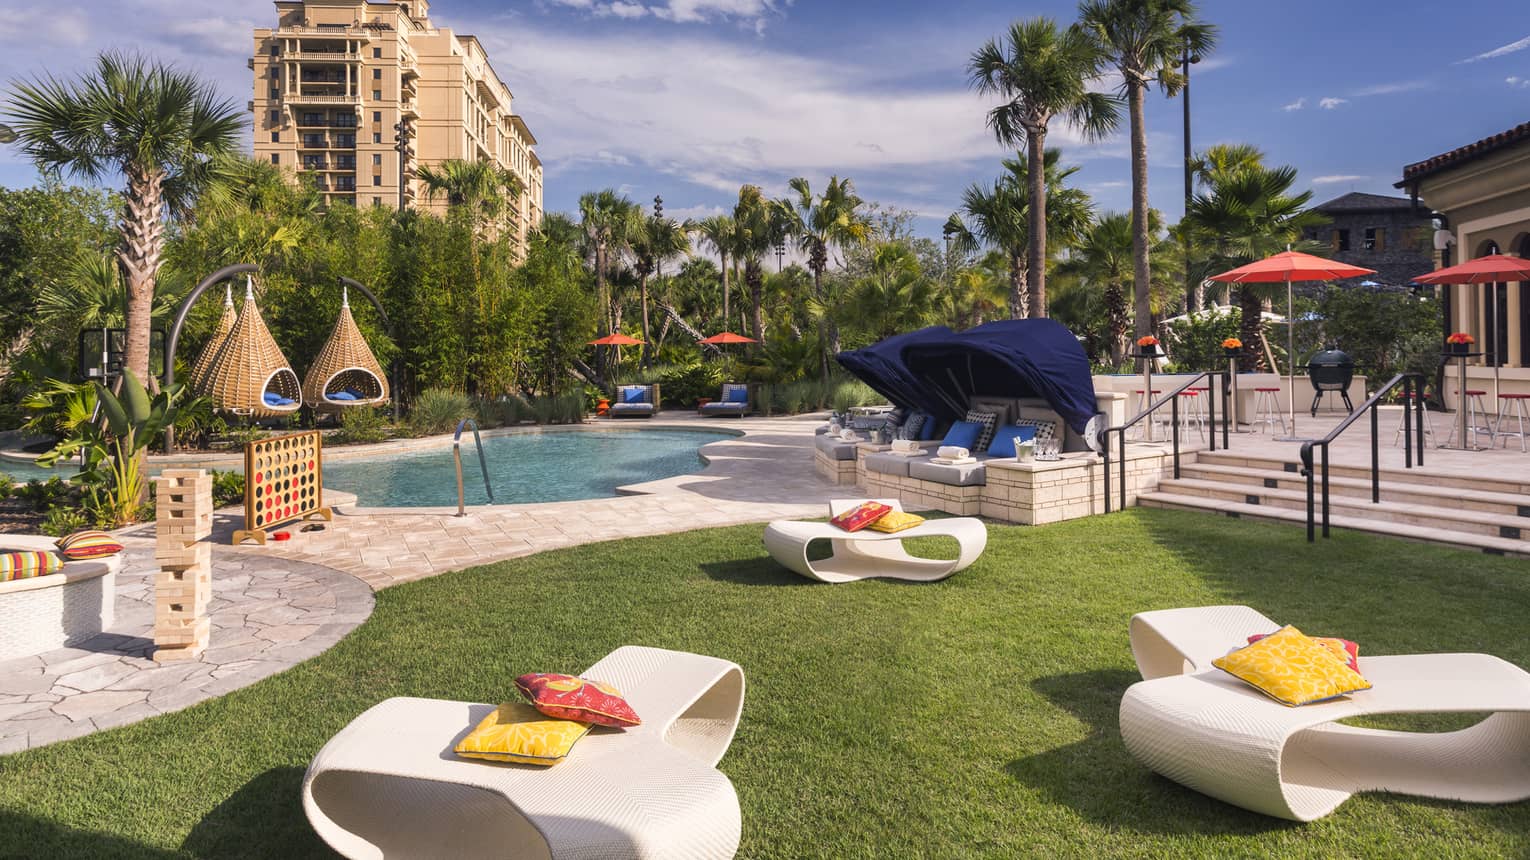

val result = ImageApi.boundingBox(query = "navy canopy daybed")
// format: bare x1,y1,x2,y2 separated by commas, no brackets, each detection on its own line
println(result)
835,319,1097,435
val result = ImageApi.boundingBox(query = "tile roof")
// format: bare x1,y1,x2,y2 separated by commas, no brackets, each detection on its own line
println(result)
1312,192,1418,213
1398,121,1530,186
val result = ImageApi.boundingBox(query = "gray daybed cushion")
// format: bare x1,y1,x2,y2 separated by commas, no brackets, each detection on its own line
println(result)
700,401,747,415
863,452,919,477
910,456,988,487
610,402,655,416
813,434,858,461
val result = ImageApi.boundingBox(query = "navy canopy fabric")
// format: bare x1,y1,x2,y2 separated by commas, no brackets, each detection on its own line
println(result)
836,319,1097,434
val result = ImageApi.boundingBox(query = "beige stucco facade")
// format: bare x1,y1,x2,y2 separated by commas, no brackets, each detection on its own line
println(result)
1401,127,1530,409
251,0,543,257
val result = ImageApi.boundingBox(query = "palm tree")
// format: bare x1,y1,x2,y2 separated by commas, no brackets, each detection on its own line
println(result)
1078,0,1216,341
948,251,1011,329
6,51,243,383
1188,142,1264,187
416,158,522,226
947,149,1093,319
970,18,1120,318
732,185,776,344
693,215,740,331
780,176,870,374
1057,212,1136,363
1181,163,1327,370
630,215,691,364
577,189,641,336
849,244,948,340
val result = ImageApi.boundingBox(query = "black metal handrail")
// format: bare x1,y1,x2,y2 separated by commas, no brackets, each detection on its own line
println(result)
1297,372,1426,542
1101,370,1231,513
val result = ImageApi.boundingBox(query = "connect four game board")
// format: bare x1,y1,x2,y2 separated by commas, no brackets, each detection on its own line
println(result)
233,430,333,545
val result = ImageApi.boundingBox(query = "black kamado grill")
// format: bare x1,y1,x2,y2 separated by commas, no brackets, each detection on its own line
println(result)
1307,348,1355,416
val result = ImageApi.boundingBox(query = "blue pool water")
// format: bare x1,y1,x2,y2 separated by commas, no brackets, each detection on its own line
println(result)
321,429,732,508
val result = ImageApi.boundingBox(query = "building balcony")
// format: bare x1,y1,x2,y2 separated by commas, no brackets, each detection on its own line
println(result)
286,92,362,106
288,50,360,62
400,100,419,117
276,24,372,39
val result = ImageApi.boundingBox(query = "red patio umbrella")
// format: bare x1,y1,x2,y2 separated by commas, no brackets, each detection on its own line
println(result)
588,332,644,346
698,332,758,344
1209,251,1376,439
1410,253,1530,428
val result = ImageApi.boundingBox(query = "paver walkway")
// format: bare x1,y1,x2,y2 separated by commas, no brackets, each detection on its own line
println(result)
2,414,842,750
0,549,372,754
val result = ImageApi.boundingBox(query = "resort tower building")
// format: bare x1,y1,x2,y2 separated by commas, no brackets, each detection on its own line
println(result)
252,0,543,257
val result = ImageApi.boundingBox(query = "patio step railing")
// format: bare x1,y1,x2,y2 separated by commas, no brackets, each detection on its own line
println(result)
1102,371,1231,513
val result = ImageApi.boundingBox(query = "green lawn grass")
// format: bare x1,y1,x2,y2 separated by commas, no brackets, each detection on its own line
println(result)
2,508,1529,858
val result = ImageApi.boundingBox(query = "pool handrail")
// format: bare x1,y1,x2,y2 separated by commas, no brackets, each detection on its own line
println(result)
453,417,494,515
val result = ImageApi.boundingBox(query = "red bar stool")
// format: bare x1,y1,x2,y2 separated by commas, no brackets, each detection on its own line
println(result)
1493,393,1530,452
1177,390,1206,441
1131,389,1162,439
1445,389,1494,448
1251,387,1286,435
1391,390,1434,447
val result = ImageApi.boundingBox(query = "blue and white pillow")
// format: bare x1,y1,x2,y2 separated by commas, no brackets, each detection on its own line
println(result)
964,409,1000,453
1014,418,1057,444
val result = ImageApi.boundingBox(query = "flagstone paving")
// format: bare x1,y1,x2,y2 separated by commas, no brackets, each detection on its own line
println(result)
2,414,842,750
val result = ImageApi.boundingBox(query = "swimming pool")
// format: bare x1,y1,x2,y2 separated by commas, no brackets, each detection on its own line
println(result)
321,428,733,508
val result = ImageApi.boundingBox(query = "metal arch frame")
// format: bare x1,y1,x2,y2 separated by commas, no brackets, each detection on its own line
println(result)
163,264,400,449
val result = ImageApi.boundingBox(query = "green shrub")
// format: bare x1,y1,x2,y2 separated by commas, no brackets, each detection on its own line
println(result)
657,363,722,409
331,406,392,445
221,424,268,447
211,469,245,509
0,472,12,502
476,395,528,428
408,388,471,436
18,477,73,512
39,506,89,537
1166,309,1241,373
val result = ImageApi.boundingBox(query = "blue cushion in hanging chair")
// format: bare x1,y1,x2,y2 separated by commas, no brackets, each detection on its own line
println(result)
328,390,358,401
344,387,366,398
264,392,296,407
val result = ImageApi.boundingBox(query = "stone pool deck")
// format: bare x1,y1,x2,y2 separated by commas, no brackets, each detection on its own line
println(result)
1,414,841,751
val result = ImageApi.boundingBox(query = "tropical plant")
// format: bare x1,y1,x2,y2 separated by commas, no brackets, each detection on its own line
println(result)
732,185,778,345
416,158,522,228
970,17,1120,317
630,214,691,364
1056,212,1138,363
1181,161,1327,369
779,176,871,366
6,51,245,383
36,368,178,527
692,215,740,332
577,189,641,337
1077,0,1216,340
948,251,1011,328
20,378,97,440
39,506,90,538
331,405,392,445
408,388,472,436
847,244,948,340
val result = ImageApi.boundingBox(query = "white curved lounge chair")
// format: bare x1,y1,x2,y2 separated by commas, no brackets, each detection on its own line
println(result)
303,646,746,859
762,499,986,584
1120,653,1530,821
1120,605,1530,820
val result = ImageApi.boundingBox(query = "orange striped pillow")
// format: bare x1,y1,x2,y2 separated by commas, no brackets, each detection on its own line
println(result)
56,530,124,560
0,551,64,582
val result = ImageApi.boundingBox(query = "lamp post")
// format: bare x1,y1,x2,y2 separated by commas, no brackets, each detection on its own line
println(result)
1181,40,1201,315
393,116,413,211
775,240,785,273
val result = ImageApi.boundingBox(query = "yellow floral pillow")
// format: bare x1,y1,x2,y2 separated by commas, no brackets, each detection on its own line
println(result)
1213,625,1371,706
454,702,591,766
864,511,925,534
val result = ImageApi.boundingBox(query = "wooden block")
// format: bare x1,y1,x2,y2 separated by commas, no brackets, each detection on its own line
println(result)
152,643,206,663
154,616,210,647
155,541,211,567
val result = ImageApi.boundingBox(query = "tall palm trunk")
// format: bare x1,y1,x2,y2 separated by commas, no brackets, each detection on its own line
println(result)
719,253,730,330
639,273,651,366
1105,282,1128,365
1238,286,1265,372
117,165,166,384
1007,252,1029,319
1026,130,1048,318
746,260,764,346
814,264,834,383
1128,79,1152,341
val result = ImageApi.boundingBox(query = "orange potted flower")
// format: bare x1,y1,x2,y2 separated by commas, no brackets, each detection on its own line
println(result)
1446,332,1474,355
1221,336,1243,358
1137,335,1160,356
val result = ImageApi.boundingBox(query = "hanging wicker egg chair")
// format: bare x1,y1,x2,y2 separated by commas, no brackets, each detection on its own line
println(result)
189,284,237,395
302,286,390,410
203,277,303,418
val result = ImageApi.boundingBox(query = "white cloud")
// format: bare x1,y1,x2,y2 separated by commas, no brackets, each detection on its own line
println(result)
1319,97,1348,110
1311,174,1366,185
1350,80,1428,97
603,2,650,18
1281,97,1306,112
1459,34,1530,64
546,0,786,31
1509,76,1530,89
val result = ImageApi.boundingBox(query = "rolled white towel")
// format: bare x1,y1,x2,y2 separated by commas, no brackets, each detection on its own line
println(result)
827,422,842,435
839,430,860,442
936,445,969,460
931,456,977,466
890,439,920,454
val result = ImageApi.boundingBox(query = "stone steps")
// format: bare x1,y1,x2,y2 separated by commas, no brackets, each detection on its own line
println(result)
1178,463,1530,519
1195,450,1530,496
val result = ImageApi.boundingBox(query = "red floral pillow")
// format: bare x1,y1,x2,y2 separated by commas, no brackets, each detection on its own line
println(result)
1248,632,1360,672
515,673,642,728
828,501,892,532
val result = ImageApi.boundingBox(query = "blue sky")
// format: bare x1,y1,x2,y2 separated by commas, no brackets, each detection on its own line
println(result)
0,0,1526,237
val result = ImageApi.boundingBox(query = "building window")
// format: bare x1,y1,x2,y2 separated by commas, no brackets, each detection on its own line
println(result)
1363,227,1386,252
373,176,382,186
271,88,280,98
1332,229,1350,253
336,177,355,191
271,153,279,165
271,131,280,143
337,134,355,146
373,69,382,79
373,154,382,165
373,90,382,100
373,133,382,143
374,196,382,206
303,134,325,147
373,111,382,122
373,48,382,58
271,110,280,123
271,68,279,79
270,46,279,56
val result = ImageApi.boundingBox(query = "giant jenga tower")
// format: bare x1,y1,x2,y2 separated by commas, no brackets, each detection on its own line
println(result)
153,469,214,662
